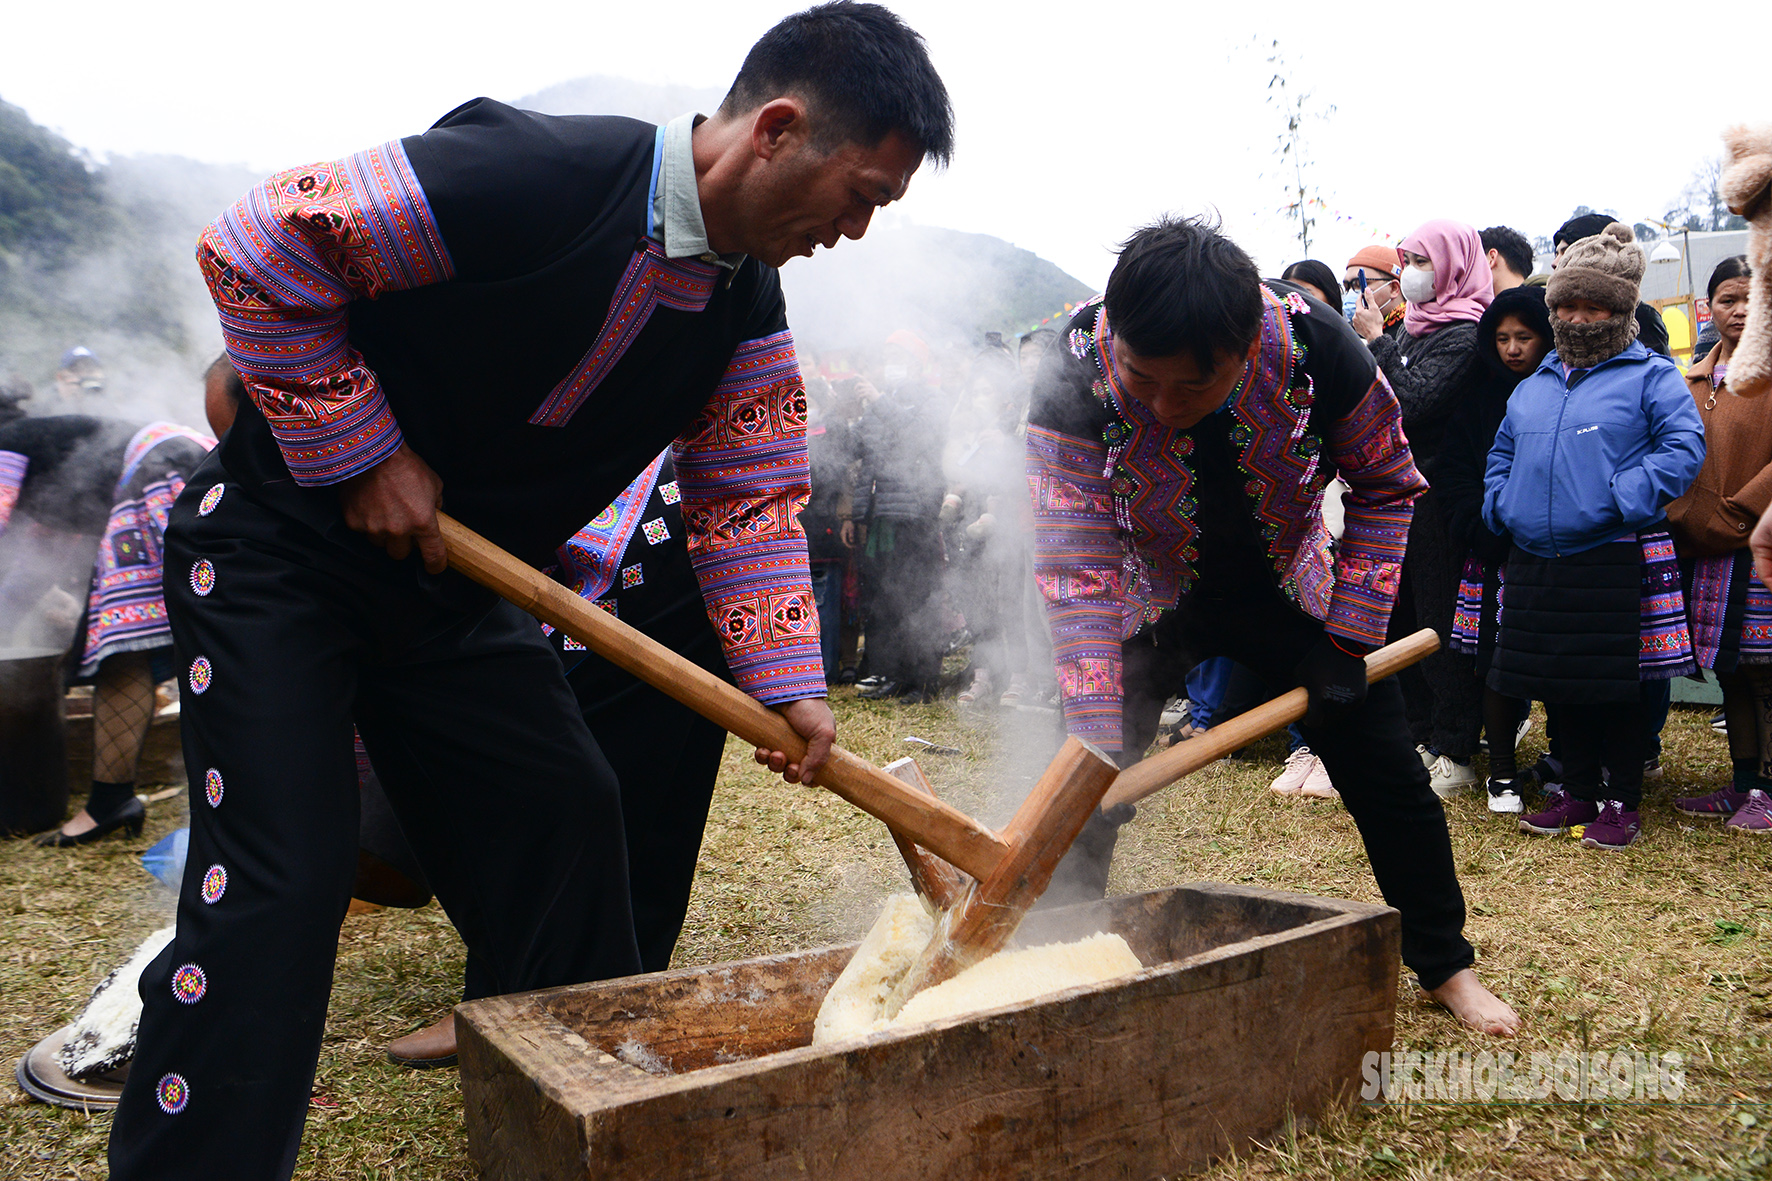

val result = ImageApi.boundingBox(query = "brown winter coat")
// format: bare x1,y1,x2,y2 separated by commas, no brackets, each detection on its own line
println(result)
1665,344,1772,557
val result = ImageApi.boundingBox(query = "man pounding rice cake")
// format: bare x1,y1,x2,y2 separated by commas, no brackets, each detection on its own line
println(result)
110,5,953,1175
1026,217,1519,1037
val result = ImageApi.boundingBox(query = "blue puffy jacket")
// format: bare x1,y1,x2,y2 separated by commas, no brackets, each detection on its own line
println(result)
1482,340,1704,558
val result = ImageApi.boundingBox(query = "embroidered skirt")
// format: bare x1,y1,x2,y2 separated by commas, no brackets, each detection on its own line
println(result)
1488,530,1695,704
1683,548,1772,672
75,474,185,678
1448,554,1503,675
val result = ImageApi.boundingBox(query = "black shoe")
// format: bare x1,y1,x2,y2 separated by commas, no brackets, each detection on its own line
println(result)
35,797,146,847
836,667,858,686
896,685,936,705
858,679,904,700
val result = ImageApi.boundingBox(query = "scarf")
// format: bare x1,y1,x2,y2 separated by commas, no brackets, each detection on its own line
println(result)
1401,219,1494,337
1552,312,1638,370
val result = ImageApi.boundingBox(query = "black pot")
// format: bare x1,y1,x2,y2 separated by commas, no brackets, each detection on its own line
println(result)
0,648,69,836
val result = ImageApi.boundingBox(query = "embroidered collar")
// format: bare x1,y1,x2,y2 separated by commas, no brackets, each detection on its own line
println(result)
1072,286,1325,615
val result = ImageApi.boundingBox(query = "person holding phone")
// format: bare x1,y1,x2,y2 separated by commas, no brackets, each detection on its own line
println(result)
1349,225,1494,797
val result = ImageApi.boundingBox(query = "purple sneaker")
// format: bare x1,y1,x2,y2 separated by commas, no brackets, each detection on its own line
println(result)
1579,800,1642,850
1520,793,1598,836
1726,789,1772,834
1679,785,1753,817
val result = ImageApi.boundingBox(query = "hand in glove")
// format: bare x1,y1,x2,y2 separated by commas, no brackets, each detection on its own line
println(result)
1294,634,1369,728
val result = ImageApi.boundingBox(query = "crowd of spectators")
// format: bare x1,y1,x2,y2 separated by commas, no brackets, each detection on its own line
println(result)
810,209,1761,855
796,327,1060,708
1223,214,1759,850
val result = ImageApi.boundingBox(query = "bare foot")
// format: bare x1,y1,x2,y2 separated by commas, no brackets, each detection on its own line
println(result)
1426,968,1520,1037
58,809,99,838
386,1012,457,1066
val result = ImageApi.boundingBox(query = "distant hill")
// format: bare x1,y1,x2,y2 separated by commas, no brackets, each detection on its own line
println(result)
509,76,1096,352
0,96,256,417
0,76,1094,408
777,223,1094,355
514,76,725,123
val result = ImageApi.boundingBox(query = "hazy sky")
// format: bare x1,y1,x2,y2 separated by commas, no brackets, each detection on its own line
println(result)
10,0,1771,291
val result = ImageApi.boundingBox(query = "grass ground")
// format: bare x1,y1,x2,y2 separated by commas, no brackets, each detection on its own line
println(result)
4,688,1771,1179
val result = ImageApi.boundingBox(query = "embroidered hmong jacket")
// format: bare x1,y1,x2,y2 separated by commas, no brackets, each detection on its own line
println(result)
195,99,822,703
1026,283,1426,749
540,448,731,700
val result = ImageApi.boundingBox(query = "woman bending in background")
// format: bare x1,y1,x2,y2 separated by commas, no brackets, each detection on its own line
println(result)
0,412,212,846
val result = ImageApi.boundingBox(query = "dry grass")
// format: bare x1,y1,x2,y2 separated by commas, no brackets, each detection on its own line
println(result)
3,690,1771,1179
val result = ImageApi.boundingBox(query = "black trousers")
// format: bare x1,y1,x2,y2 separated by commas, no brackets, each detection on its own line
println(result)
564,648,730,974
1127,596,1475,990
110,471,642,1180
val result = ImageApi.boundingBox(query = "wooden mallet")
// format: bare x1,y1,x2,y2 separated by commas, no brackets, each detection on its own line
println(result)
437,512,1436,1007
878,626,1443,1009
436,513,1112,888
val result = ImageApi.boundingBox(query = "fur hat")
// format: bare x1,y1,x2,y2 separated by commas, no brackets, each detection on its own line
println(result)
1721,123,1772,397
1545,222,1644,315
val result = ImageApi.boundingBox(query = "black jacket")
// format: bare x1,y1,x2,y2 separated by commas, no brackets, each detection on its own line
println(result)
1435,287,1554,562
219,99,790,570
853,385,947,523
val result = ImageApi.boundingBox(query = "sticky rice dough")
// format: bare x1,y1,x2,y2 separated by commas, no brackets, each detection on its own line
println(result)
812,894,1142,1045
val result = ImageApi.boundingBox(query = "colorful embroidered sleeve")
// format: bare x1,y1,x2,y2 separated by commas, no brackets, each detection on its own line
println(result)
0,450,26,537
1026,423,1128,751
1322,374,1425,648
195,141,454,485
674,331,825,704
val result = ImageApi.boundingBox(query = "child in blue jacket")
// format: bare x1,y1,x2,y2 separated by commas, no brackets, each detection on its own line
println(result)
1483,223,1704,850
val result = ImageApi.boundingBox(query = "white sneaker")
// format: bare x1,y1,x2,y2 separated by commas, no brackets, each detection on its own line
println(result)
1428,753,1479,798
1270,746,1319,796
1515,716,1533,747
1487,780,1524,813
1299,758,1339,800
1417,744,1437,769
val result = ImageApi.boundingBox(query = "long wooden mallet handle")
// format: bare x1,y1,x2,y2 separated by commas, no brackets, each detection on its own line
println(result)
1101,628,1442,810
435,513,1011,882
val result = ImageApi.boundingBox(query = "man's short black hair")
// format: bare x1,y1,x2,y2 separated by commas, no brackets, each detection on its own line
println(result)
1480,226,1534,279
205,352,244,405
1554,213,1614,250
1104,216,1263,373
722,1,954,167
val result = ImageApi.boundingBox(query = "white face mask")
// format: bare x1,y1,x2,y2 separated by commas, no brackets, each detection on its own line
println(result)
1401,267,1437,305
882,364,908,385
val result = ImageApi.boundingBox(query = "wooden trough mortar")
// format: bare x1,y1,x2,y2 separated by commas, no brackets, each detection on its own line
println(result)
457,882,1400,1180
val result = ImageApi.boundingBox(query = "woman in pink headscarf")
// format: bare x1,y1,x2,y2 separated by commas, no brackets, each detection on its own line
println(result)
1350,220,1494,794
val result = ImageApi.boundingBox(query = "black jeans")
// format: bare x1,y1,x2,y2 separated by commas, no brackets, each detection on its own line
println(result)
111,465,643,1181
1130,595,1475,990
